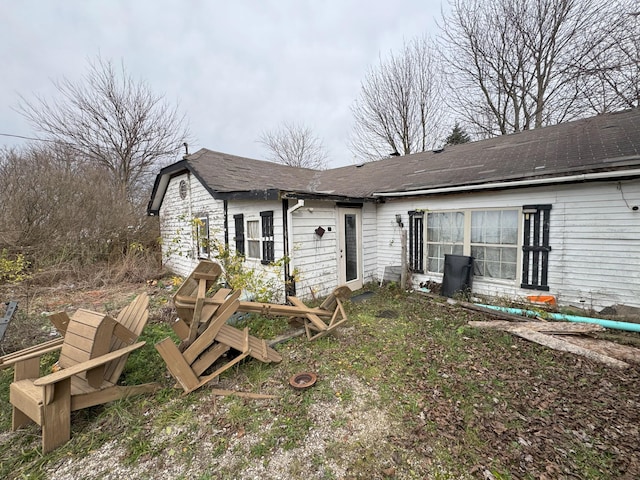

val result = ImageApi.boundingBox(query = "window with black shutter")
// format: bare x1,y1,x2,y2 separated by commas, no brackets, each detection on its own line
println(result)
260,211,275,264
233,214,245,256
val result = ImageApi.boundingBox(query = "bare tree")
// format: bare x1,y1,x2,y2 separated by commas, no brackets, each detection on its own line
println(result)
0,143,160,269
438,0,628,137
575,4,639,113
349,36,445,161
17,57,188,199
259,122,328,169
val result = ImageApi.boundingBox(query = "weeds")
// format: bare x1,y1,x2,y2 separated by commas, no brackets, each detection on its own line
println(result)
0,283,638,479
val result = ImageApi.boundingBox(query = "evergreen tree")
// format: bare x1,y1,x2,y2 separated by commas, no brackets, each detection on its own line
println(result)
445,123,471,145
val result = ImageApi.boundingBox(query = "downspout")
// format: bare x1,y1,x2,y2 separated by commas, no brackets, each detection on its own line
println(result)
223,200,229,247
286,199,305,296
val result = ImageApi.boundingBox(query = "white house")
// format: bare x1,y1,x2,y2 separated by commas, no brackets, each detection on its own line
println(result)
148,108,640,311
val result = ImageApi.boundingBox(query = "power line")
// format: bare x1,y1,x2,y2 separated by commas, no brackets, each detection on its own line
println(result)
0,132,52,142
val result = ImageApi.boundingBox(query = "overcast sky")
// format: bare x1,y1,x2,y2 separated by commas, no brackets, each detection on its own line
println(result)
0,0,446,168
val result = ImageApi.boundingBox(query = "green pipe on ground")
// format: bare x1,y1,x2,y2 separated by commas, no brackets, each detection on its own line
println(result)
475,304,640,333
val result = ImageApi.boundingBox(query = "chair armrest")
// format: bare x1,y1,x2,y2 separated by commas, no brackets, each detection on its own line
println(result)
33,341,145,386
0,338,64,369
113,322,138,345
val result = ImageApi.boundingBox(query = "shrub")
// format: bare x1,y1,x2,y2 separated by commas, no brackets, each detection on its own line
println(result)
0,249,29,284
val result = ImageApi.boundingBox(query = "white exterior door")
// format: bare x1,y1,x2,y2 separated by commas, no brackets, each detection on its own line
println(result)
338,208,363,291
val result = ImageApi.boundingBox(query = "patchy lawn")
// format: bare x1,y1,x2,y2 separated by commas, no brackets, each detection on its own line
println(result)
0,281,639,479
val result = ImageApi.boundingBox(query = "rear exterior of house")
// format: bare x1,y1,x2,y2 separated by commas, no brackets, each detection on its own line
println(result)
150,109,640,312
376,180,640,310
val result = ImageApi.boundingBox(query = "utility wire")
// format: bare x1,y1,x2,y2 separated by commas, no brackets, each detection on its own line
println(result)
0,132,53,142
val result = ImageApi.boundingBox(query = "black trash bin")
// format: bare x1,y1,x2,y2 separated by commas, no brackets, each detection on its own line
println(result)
441,254,474,297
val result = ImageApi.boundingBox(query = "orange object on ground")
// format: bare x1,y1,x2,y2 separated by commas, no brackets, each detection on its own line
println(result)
527,295,557,306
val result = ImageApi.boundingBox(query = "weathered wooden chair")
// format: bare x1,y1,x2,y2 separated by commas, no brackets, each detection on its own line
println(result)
4,293,159,453
173,260,223,344
157,288,282,394
158,261,351,393
293,285,352,340
173,260,352,341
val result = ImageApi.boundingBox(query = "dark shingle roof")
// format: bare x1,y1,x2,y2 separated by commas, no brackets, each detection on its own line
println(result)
316,108,640,197
149,108,640,213
187,149,317,193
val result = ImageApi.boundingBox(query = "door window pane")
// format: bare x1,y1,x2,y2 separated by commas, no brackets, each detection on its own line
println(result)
345,214,357,281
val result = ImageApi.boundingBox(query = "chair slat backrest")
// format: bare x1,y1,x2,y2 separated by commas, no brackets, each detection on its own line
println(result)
58,310,116,388
173,260,222,305
103,293,150,383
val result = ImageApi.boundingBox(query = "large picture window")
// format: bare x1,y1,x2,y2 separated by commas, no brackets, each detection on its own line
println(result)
471,210,518,280
421,208,522,281
426,212,464,273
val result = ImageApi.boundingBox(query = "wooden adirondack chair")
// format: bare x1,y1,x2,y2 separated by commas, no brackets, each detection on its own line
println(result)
157,288,283,394
173,260,352,341
5,293,159,453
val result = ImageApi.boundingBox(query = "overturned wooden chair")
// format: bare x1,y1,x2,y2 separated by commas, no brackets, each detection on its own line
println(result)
158,261,352,394
172,260,223,344
4,293,159,453
294,285,352,340
157,288,282,394
173,260,352,341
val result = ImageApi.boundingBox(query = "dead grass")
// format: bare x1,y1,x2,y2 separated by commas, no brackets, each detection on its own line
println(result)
1,281,639,479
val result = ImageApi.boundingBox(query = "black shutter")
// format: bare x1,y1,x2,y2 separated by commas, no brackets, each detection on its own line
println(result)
233,214,245,256
408,211,424,273
260,211,275,263
521,205,552,290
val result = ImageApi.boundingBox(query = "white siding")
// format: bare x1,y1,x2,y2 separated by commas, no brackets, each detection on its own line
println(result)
289,200,339,299
227,200,286,301
158,173,225,278
160,173,640,311
362,202,378,284
288,200,377,299
376,180,640,311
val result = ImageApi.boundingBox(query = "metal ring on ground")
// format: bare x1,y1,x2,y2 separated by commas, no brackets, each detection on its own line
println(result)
289,372,317,390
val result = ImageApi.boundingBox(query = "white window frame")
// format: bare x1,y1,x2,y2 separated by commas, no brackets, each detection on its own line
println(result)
196,216,209,258
246,219,260,260
426,211,465,274
424,208,522,282
470,209,519,280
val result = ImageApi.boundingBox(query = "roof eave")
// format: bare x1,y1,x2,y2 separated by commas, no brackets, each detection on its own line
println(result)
281,191,376,203
147,159,190,215
373,168,640,198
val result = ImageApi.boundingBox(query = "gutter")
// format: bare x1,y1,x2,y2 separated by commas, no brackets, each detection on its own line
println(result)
373,168,640,198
